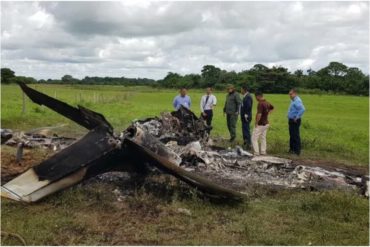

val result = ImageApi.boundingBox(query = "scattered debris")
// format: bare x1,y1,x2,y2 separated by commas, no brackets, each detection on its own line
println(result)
5,131,76,151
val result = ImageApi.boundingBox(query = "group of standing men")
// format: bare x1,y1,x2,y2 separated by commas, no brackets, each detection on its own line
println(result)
172,85,305,156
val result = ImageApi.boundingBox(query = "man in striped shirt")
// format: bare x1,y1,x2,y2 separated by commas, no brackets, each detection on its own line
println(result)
200,87,217,129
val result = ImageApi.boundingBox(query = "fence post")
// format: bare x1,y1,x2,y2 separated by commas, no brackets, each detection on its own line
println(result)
22,92,26,114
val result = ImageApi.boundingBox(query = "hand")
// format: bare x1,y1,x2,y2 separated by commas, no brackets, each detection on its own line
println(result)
244,114,248,121
294,118,298,122
202,112,207,117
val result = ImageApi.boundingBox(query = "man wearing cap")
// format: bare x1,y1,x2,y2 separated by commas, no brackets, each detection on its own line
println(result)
223,84,242,142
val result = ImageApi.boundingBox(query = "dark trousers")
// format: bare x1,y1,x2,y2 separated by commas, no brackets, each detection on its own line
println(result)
241,117,251,146
226,113,238,139
289,118,301,155
202,110,213,126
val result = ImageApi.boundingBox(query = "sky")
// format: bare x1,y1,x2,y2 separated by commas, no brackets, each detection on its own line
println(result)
1,1,369,80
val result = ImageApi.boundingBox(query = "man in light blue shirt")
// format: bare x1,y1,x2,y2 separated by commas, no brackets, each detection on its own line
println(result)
173,87,191,110
288,88,305,155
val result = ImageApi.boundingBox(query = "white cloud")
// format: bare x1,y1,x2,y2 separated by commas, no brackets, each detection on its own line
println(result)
1,1,369,80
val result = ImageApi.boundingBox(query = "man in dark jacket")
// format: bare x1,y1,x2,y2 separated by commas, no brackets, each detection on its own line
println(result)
223,84,242,142
240,84,253,148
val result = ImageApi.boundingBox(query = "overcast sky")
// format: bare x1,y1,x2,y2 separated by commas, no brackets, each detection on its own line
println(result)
1,1,369,80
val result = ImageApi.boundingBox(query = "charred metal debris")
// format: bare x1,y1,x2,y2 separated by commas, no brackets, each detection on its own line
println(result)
1,83,369,202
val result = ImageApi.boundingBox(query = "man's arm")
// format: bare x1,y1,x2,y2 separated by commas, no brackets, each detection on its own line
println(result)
246,96,253,120
200,96,204,113
255,113,262,127
296,101,305,119
173,96,177,109
240,97,246,115
255,103,262,127
223,96,227,114
235,93,242,114
268,103,274,114
212,95,217,109
188,96,191,108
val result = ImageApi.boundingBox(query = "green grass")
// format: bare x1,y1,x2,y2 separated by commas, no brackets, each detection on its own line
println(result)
1,84,369,245
1,183,368,245
1,84,369,165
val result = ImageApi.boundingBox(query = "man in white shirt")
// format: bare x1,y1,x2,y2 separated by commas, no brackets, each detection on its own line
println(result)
200,87,217,130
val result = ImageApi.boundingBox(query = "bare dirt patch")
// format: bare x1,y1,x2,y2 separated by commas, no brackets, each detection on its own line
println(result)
1,147,53,184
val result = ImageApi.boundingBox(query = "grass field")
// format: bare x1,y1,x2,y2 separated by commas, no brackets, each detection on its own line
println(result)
1,84,369,245
1,84,369,165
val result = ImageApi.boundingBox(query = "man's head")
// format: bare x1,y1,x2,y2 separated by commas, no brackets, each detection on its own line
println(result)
289,88,297,100
255,91,264,101
206,87,212,95
180,87,187,97
241,84,249,94
227,84,235,93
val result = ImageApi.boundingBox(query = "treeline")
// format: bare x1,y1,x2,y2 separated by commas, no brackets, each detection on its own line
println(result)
157,62,369,95
1,61,369,95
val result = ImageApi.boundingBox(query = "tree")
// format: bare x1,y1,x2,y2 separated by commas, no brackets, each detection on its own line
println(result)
1,68,15,84
294,69,303,78
344,67,367,95
61,75,79,84
160,72,182,88
9,76,37,84
201,65,221,87
317,62,348,92
325,62,348,77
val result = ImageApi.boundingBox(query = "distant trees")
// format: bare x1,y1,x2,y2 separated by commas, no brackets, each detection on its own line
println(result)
1,68,37,84
301,62,369,95
158,62,368,95
1,61,368,95
61,75,79,84
1,68,15,84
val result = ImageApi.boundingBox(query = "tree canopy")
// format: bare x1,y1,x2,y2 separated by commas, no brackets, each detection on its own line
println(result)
1,61,368,95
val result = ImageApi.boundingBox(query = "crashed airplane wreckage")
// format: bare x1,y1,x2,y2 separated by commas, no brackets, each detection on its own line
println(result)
1,83,369,202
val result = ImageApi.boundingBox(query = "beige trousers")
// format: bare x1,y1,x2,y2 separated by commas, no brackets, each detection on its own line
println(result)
252,124,270,155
